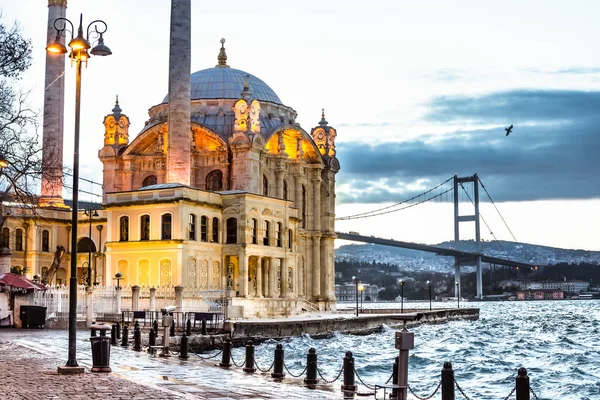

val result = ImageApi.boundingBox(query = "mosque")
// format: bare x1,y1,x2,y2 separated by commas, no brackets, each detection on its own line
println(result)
0,0,340,317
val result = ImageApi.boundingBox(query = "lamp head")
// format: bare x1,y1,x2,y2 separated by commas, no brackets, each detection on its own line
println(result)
427,280,431,285
90,34,112,56
46,34,68,54
0,154,8,169
115,272,123,279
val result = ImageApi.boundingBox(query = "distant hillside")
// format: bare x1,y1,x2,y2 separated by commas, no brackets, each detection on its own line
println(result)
334,240,600,272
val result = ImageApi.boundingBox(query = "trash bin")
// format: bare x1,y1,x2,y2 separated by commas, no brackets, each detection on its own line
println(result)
90,323,112,372
20,305,47,329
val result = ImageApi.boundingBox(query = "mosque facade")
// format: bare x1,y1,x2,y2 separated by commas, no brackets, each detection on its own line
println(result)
0,0,340,317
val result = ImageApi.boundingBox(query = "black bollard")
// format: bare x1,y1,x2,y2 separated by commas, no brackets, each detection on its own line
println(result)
116,321,121,340
110,324,117,345
304,347,318,387
133,324,141,351
121,325,129,347
441,361,455,400
515,367,530,400
148,328,156,354
243,340,256,373
341,351,356,393
201,319,207,335
271,343,285,380
153,319,158,333
391,356,399,400
170,320,175,337
91,321,97,337
220,338,232,368
179,333,189,360
186,318,191,336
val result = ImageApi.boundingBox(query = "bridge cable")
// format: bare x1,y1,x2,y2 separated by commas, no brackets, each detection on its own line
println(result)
478,177,533,263
458,182,511,260
337,187,453,220
336,176,454,220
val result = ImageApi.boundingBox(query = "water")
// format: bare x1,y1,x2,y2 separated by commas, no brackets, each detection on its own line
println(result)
244,300,600,399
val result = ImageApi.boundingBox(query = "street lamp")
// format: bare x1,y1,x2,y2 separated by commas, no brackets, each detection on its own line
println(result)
47,13,111,373
84,209,99,287
455,282,460,309
426,280,432,311
399,279,405,313
352,276,360,317
358,284,364,313
0,154,7,171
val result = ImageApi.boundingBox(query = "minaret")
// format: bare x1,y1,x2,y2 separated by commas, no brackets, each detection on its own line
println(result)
39,0,68,208
166,0,191,185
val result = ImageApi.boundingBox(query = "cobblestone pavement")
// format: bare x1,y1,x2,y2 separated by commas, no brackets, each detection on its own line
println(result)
0,329,360,400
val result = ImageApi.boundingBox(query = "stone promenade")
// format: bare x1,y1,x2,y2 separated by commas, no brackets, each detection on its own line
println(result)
0,329,345,400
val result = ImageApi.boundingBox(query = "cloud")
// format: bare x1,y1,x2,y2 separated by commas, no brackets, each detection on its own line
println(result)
523,67,600,75
336,89,600,204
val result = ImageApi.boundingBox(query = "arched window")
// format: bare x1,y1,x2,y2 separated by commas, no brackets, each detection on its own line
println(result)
206,170,223,191
251,218,258,244
301,185,307,228
263,221,270,246
212,217,219,243
189,214,196,240
226,218,237,244
140,215,150,241
276,222,282,247
142,175,157,187
119,216,129,241
283,180,288,200
288,229,293,251
0,227,8,248
161,213,172,240
15,228,23,251
200,216,208,242
42,230,50,252
263,175,269,196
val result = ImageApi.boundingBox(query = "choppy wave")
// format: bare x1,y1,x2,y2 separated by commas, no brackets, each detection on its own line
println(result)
253,299,600,400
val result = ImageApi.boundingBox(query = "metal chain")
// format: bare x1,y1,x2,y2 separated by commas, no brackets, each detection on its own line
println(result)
530,386,541,400
353,365,376,390
169,349,180,356
255,359,275,373
317,365,344,384
454,377,473,400
407,381,442,400
502,385,516,400
230,353,245,368
385,371,394,384
187,344,223,360
283,361,307,378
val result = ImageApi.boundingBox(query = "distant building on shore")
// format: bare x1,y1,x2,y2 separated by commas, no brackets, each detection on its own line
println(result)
516,288,564,300
335,282,379,302
519,280,589,293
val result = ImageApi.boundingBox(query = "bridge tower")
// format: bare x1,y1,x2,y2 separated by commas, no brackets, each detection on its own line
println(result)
453,174,483,299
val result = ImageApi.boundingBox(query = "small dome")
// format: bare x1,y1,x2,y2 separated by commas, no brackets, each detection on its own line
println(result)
162,67,283,105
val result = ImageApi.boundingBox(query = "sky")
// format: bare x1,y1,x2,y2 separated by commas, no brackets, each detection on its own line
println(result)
1,0,599,251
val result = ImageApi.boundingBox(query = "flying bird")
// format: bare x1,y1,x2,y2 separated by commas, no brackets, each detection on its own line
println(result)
505,125,513,136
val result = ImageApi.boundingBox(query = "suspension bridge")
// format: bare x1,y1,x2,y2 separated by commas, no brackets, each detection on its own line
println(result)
335,174,537,300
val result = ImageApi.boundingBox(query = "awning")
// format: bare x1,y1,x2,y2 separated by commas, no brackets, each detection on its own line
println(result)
0,273,47,291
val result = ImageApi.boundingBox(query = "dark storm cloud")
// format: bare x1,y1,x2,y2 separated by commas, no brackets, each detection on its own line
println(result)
336,89,600,204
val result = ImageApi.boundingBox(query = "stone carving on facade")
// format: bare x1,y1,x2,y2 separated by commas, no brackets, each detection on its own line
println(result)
139,260,149,287
188,257,197,287
160,259,172,287
227,262,234,289
250,99,261,133
276,262,281,294
200,260,208,289
212,261,220,289
287,266,293,292
233,99,249,131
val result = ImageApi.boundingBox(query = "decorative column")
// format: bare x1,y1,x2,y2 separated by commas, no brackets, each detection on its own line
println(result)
264,258,271,298
280,258,289,298
239,251,248,297
294,174,303,224
275,167,284,199
312,236,321,300
175,285,184,312
131,285,140,311
149,287,157,311
256,257,263,298
312,175,321,231
39,0,67,208
166,0,191,184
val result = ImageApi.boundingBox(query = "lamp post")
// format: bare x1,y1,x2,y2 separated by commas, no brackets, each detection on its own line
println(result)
399,280,405,313
358,284,364,313
46,13,111,373
352,276,360,317
115,272,122,290
84,209,99,287
426,280,432,311
455,282,460,309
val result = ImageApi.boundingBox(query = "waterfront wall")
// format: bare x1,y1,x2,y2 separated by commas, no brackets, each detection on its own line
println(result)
233,308,479,339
